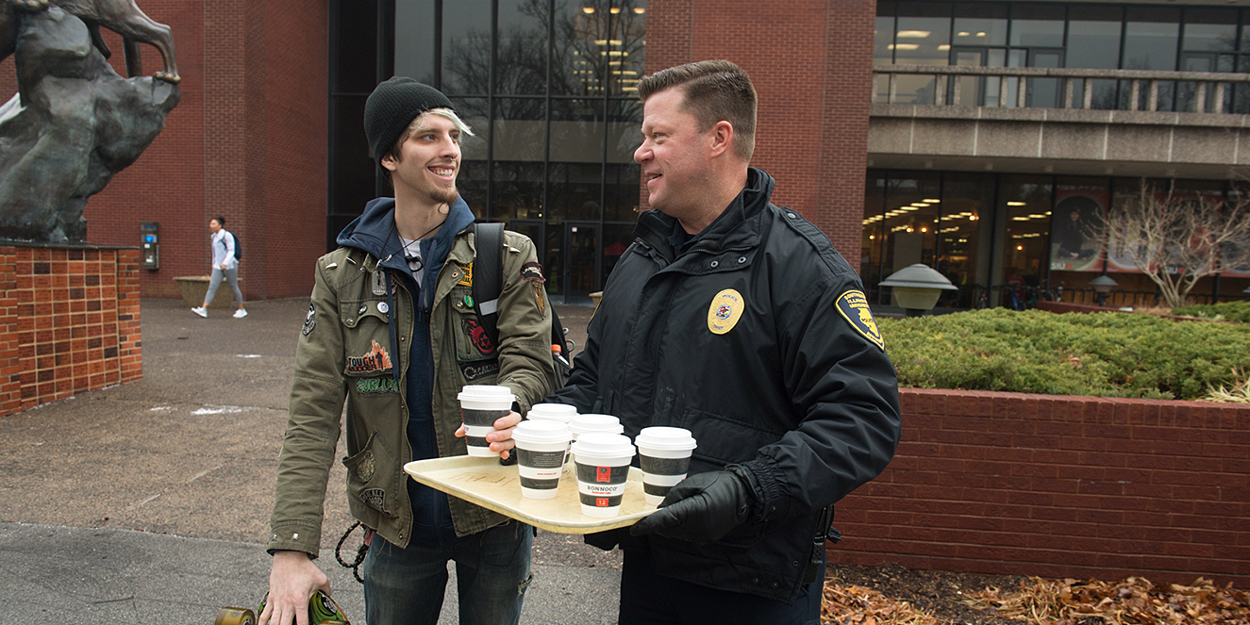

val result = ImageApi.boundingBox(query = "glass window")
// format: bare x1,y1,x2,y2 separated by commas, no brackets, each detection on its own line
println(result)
451,97,490,217
602,223,635,283
1009,3,1065,48
395,0,436,84
495,0,549,95
609,0,647,95
893,2,952,104
862,171,887,303
441,0,493,96
875,2,896,101
880,172,941,306
938,172,994,308
997,175,1052,307
552,0,614,96
491,99,547,219
1067,5,1122,109
1122,7,1180,111
1182,9,1237,53
335,0,379,94
952,2,1007,47
604,98,643,222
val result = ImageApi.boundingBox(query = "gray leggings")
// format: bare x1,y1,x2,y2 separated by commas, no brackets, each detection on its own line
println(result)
205,267,243,306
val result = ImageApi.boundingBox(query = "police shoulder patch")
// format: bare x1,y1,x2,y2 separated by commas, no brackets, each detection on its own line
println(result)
835,290,885,351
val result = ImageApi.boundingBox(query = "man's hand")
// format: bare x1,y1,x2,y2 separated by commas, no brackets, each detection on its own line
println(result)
629,467,754,545
258,551,331,625
455,410,522,460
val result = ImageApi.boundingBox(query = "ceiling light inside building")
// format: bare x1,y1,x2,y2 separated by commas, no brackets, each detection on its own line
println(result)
583,7,594,13
610,7,620,13
635,7,645,14
897,30,931,38
888,44,920,51
1007,201,1026,206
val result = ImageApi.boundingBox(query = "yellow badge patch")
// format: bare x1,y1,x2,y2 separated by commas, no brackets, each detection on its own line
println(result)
707,289,745,335
835,290,885,350
457,262,473,286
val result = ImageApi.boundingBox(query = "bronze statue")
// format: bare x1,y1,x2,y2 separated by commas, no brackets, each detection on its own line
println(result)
1,0,179,85
0,4,178,242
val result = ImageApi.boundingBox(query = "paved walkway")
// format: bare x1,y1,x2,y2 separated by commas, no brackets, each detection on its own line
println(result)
0,298,617,625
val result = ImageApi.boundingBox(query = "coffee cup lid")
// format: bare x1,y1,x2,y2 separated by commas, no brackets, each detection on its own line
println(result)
527,403,578,422
635,426,697,451
513,419,571,444
570,432,635,458
458,385,514,402
569,414,623,435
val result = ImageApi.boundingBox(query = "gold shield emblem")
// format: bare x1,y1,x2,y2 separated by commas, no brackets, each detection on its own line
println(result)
707,289,745,335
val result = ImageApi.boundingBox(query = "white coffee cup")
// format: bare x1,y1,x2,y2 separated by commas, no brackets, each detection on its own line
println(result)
527,403,578,424
634,426,697,506
458,385,514,457
570,432,636,518
511,420,572,499
568,414,623,441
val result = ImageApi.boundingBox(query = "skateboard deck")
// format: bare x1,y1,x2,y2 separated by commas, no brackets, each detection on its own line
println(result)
404,455,657,534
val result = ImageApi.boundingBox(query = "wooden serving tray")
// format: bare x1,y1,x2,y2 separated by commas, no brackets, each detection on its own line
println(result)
404,456,657,534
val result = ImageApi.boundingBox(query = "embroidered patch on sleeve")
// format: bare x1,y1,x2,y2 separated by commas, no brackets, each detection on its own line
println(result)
302,302,316,336
520,261,546,283
835,290,885,351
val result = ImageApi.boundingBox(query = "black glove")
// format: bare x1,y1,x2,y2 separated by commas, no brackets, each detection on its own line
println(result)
629,467,754,545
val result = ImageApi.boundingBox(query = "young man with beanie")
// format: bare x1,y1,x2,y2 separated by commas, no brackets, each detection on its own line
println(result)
261,77,557,625
544,60,902,624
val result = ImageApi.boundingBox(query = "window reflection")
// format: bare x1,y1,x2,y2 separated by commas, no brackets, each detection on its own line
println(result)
998,175,1052,305
441,0,493,96
552,0,646,97
496,0,549,95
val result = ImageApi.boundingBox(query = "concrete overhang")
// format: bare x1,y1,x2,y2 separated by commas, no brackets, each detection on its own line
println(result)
868,103,1250,179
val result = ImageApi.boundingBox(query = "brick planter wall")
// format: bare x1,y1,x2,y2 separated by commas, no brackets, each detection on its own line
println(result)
0,245,142,417
830,388,1250,586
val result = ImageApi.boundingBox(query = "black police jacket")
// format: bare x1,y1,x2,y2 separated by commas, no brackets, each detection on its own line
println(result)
549,168,902,602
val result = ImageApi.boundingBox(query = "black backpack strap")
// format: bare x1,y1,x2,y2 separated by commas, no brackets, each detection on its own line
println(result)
472,222,505,349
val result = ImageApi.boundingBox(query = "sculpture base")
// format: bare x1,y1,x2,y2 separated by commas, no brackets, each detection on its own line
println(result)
0,243,143,417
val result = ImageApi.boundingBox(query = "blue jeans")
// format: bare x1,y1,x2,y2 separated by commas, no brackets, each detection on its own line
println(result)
362,520,533,625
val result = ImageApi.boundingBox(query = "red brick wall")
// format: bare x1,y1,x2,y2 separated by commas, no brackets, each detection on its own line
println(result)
643,0,873,272
1,1,327,301
831,388,1250,587
0,245,142,417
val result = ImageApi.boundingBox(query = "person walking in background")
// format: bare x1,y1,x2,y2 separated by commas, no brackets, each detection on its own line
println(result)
191,216,247,319
546,60,902,625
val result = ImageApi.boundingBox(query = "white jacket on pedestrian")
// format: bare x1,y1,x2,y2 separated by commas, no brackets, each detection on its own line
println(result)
211,229,239,270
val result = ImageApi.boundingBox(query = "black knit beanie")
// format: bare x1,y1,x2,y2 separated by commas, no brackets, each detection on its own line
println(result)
364,77,455,167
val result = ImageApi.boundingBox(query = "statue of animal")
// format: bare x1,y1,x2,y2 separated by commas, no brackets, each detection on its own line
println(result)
1,0,179,84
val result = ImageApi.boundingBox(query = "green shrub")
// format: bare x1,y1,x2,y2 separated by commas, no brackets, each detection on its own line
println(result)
877,308,1250,400
1170,300,1250,324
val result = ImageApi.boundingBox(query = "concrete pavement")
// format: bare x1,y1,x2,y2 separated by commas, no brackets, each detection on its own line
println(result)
0,297,617,625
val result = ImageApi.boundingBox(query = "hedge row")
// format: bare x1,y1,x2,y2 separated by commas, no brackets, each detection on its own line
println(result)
876,308,1250,400
1171,300,1250,324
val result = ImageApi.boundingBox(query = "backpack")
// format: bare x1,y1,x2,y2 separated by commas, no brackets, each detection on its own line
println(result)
471,223,573,387
220,232,242,261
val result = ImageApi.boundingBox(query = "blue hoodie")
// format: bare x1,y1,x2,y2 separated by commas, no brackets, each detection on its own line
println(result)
335,196,478,545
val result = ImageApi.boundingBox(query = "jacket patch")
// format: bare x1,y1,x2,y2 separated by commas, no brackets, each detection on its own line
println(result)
461,359,500,382
520,261,546,283
302,303,316,336
463,318,497,355
835,290,885,351
707,289,745,335
532,283,545,315
458,262,473,286
360,488,387,513
346,340,393,374
356,450,376,482
355,377,399,394
371,271,386,295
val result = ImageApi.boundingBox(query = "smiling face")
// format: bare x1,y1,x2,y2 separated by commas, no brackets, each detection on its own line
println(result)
382,110,461,207
633,87,717,225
